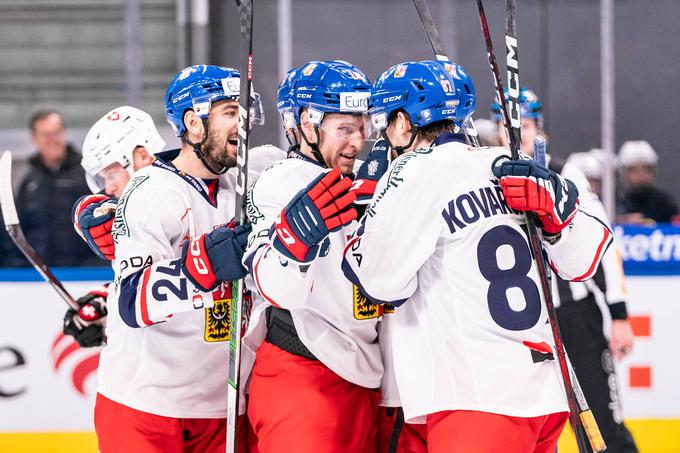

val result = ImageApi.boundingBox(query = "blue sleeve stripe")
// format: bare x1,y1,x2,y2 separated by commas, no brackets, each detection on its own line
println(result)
119,269,144,328
341,257,407,307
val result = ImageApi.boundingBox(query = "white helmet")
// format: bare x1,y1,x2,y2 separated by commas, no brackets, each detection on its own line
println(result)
618,140,658,168
81,106,166,193
567,151,601,180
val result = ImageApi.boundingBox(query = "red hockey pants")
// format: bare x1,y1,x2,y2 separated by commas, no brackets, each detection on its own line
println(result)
378,406,428,453
94,392,253,453
426,409,568,453
247,341,379,453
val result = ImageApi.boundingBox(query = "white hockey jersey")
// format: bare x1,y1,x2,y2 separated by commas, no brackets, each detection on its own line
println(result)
342,139,613,423
244,151,383,389
98,145,284,418
554,159,627,308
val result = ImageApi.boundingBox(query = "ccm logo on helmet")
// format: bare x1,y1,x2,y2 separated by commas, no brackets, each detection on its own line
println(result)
442,109,457,115
384,95,402,103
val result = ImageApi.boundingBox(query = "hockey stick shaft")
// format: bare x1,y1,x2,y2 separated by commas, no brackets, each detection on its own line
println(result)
411,0,480,147
475,3,600,452
227,1,254,451
412,0,448,61
0,151,79,311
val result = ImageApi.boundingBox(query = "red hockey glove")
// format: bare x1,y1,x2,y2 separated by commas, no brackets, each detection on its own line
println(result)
272,168,357,263
181,223,252,292
72,194,117,260
493,158,579,234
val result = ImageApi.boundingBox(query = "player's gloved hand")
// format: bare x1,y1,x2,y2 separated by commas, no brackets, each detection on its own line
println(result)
63,286,108,348
181,222,252,291
72,194,118,260
351,139,390,204
492,158,579,234
272,168,357,263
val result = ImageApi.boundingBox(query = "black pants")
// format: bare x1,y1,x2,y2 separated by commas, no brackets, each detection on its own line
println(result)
557,295,638,453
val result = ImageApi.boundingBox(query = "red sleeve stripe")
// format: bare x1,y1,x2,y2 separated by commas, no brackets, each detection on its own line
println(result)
139,267,154,326
573,226,612,282
253,244,281,309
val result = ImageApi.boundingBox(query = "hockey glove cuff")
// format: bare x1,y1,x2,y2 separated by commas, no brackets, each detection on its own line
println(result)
351,139,390,205
272,168,357,263
72,194,118,260
181,223,252,292
493,158,579,234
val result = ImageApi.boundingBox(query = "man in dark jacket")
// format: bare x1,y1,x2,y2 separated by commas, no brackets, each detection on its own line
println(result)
2,110,102,267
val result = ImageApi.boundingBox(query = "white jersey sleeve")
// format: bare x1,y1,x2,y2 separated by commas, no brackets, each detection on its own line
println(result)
111,172,220,327
560,161,627,307
244,160,318,310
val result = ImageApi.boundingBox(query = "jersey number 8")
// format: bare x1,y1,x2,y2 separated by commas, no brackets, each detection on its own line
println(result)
477,225,541,331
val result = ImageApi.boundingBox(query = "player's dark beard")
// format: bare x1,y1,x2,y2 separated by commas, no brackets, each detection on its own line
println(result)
203,129,237,170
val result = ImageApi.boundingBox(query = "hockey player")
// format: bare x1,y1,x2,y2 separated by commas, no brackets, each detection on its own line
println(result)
63,106,167,348
342,60,614,453
494,89,639,453
94,64,270,452
243,60,382,453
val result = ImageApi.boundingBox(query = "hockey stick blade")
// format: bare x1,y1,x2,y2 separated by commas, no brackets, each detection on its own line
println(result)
0,151,80,311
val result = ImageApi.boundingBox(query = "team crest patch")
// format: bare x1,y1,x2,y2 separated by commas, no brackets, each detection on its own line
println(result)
204,286,232,342
302,63,317,76
353,285,380,320
394,64,407,78
367,160,380,177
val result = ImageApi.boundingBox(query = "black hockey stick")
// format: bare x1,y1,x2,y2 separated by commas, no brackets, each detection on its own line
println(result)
475,2,604,452
0,150,80,311
227,0,254,451
411,0,481,147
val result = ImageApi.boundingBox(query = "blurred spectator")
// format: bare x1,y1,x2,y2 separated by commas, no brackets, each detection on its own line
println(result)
473,118,501,147
1,110,101,267
567,149,603,197
617,140,678,224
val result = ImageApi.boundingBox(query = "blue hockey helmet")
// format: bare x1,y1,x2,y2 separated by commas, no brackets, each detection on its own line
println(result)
164,64,264,137
277,67,300,130
290,60,372,126
370,60,476,134
490,87,542,123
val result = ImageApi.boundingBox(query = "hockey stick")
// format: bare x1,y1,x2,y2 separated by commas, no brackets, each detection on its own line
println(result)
227,0,254,451
533,136,607,452
411,0,480,147
475,2,604,452
0,150,80,312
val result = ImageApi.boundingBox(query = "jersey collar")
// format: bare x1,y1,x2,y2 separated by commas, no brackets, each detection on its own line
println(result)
432,132,468,147
287,149,324,168
152,152,220,208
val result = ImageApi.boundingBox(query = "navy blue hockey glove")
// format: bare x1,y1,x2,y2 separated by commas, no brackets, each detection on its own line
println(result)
63,286,108,348
351,139,390,204
72,194,117,260
272,168,357,263
493,158,579,234
181,222,252,291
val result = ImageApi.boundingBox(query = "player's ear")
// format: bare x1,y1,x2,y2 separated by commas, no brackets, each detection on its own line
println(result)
184,109,205,141
397,111,411,137
299,110,316,143
132,146,153,171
